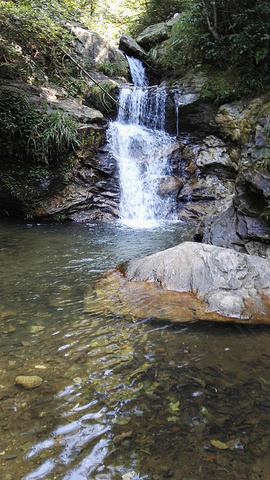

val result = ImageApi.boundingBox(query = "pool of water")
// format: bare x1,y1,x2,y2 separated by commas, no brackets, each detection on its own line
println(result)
1,219,270,480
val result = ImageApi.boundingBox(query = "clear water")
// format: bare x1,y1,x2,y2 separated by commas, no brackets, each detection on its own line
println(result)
1,219,270,480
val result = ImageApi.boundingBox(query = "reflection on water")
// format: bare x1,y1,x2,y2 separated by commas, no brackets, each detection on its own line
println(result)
1,219,270,480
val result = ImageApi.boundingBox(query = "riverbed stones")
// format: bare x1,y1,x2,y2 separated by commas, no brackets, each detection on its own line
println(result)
15,375,43,389
93,242,270,324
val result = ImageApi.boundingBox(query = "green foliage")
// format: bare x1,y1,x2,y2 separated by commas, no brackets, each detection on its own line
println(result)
0,171,19,194
264,115,270,138
27,110,80,165
143,0,270,96
0,87,80,170
52,213,67,222
81,0,145,44
0,0,89,90
95,62,127,78
161,7,203,73
200,70,253,105
59,78,89,98
130,0,184,36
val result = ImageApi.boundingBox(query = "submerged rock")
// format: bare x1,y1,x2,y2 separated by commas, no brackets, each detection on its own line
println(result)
92,242,270,324
15,375,43,389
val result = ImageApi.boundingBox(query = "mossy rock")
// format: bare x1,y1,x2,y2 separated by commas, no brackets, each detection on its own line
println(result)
83,80,119,114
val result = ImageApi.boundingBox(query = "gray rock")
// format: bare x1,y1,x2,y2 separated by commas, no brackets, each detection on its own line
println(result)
195,135,237,170
158,176,183,196
115,242,270,323
136,22,171,48
1,81,104,124
70,25,128,75
119,35,148,61
215,96,266,144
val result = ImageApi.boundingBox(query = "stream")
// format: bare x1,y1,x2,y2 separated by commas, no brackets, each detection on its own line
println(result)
1,219,270,480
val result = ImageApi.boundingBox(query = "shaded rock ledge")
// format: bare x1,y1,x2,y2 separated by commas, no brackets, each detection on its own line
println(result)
90,242,270,324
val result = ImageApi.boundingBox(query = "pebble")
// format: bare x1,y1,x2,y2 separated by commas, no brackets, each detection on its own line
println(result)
122,472,137,480
3,326,16,334
73,377,83,384
5,454,17,460
15,375,43,389
28,325,45,334
4,475,13,480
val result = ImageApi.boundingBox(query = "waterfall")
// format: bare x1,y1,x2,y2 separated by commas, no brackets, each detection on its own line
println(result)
107,56,176,228
126,56,148,87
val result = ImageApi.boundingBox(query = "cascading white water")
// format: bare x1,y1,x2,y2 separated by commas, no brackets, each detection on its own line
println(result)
107,56,176,228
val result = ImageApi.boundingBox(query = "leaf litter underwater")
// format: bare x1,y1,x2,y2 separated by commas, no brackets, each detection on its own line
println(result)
0,220,270,480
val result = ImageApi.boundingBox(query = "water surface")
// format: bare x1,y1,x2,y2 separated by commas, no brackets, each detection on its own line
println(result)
1,219,270,480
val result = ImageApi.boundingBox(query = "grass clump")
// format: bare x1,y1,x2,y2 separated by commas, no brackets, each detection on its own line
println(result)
0,87,80,192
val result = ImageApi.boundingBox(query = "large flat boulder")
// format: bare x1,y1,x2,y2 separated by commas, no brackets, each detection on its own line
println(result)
92,242,270,324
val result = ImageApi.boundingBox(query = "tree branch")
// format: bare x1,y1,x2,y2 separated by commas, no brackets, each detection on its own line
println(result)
202,0,219,41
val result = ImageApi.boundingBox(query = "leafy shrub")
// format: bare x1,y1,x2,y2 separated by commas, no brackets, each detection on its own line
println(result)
0,1,87,90
27,110,80,165
145,0,269,96
200,71,247,105
95,62,127,78
161,7,203,73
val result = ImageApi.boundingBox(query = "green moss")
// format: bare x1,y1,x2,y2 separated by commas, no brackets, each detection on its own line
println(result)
84,81,119,114
201,71,246,105
95,62,128,78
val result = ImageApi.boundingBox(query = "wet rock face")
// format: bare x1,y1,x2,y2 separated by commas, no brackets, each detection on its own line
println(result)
93,242,270,324
172,133,237,233
164,89,270,258
33,134,121,223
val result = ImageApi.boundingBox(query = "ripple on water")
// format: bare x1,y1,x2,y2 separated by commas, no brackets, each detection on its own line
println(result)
1,220,270,480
